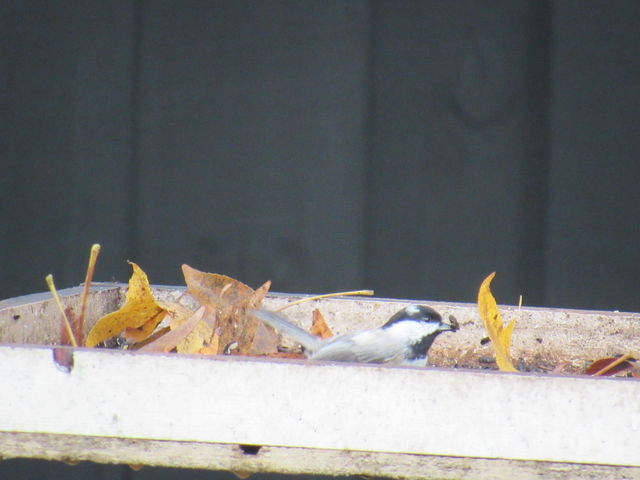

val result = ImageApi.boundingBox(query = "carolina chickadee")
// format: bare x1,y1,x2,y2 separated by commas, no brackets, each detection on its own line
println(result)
251,305,458,366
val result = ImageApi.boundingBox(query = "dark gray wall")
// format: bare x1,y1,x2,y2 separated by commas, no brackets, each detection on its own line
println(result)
545,1,640,310
133,1,370,294
4,0,640,315
366,1,553,305
2,2,640,479
3,0,372,301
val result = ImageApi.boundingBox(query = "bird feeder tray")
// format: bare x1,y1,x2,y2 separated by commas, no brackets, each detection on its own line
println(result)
0,284,639,480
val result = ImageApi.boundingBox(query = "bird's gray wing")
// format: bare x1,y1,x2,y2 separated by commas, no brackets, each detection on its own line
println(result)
309,330,405,364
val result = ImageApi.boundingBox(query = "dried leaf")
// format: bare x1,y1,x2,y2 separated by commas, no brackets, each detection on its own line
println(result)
124,315,165,342
124,300,191,344
310,309,333,338
161,301,195,326
129,326,171,350
238,321,279,355
170,305,214,355
199,346,218,355
182,265,274,355
477,272,517,372
182,264,255,317
85,262,166,347
249,280,271,309
237,281,278,355
139,307,206,353
182,264,253,353
586,354,636,376
198,327,221,355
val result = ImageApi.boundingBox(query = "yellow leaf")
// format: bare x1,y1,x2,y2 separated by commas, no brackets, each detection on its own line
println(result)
198,328,220,355
165,302,214,354
124,315,165,342
477,272,517,372
85,262,166,347
124,300,194,343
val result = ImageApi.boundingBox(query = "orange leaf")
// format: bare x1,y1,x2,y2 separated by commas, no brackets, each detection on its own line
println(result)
182,265,275,355
249,280,272,308
310,309,333,339
477,272,517,372
237,280,278,355
182,264,255,318
85,262,166,347
241,320,279,355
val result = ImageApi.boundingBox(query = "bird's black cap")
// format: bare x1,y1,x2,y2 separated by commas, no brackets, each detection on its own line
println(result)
382,305,442,328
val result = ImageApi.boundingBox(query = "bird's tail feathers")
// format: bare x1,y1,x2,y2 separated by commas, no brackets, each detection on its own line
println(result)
250,309,322,353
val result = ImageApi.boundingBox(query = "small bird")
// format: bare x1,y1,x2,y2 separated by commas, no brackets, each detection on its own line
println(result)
251,305,458,366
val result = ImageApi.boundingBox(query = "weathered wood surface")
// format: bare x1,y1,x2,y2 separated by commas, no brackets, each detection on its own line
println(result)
3,432,640,480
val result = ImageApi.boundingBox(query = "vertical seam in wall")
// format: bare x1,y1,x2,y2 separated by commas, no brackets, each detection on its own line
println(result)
127,0,145,261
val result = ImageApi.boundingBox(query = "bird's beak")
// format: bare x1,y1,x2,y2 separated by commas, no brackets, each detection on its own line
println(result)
440,315,459,332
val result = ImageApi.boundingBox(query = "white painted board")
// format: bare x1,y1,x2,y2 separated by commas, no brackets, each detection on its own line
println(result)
0,285,639,479
0,345,638,465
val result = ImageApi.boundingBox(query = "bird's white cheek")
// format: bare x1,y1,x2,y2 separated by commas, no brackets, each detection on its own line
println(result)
385,321,440,341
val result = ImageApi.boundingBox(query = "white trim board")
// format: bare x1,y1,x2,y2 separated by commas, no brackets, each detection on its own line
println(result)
0,345,638,468
1,285,639,478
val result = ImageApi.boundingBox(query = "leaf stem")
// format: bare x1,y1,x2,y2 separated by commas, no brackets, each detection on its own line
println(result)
77,244,101,345
45,274,78,348
275,290,374,312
